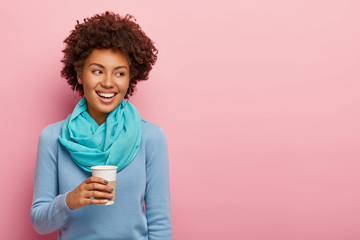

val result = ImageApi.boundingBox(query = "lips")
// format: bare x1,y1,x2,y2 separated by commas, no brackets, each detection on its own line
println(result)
97,92,117,98
96,91,118,103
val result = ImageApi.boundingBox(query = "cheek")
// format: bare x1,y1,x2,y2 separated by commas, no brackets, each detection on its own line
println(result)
82,80,96,98
82,84,92,95
82,76,99,90
118,79,130,91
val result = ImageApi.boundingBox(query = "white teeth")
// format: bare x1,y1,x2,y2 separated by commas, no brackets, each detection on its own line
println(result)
97,92,115,98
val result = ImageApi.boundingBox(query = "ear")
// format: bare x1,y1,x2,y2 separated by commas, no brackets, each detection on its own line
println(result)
75,68,83,84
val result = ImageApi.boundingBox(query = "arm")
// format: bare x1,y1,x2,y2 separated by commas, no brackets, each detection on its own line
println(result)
145,126,172,240
30,125,73,234
30,125,115,234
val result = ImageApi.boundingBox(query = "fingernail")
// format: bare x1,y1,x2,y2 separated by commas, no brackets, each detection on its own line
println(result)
109,187,114,191
109,194,114,198
103,200,108,203
104,180,109,184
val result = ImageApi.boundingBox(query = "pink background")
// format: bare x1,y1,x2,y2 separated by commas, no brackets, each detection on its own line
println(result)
1,0,359,239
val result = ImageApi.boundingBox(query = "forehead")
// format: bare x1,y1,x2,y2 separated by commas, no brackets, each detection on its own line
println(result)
85,49,129,67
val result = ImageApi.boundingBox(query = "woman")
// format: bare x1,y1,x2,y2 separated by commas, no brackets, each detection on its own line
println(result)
31,12,172,240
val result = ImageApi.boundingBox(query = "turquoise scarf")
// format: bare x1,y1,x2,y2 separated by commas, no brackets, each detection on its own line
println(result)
58,97,141,173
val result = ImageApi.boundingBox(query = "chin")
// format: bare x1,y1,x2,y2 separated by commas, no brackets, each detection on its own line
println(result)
99,104,119,113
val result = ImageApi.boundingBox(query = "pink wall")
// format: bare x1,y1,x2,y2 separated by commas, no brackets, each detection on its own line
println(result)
1,0,359,239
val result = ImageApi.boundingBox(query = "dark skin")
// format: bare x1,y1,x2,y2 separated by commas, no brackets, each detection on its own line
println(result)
65,49,130,209
66,176,113,209
76,49,130,126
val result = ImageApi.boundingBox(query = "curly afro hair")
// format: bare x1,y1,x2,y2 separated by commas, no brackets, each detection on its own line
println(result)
61,11,158,99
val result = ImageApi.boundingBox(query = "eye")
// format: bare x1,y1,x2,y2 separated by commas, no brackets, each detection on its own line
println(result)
115,72,125,77
92,70,102,75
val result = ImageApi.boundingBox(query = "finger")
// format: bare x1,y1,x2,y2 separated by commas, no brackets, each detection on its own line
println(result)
84,176,108,185
84,182,113,193
83,190,114,199
81,198,109,206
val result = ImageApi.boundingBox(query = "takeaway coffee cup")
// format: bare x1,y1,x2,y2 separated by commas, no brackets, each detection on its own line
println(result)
91,165,117,205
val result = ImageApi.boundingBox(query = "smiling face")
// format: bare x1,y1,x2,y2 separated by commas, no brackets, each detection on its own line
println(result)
77,48,130,125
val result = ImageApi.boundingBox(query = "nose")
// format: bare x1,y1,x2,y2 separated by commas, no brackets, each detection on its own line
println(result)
100,74,115,88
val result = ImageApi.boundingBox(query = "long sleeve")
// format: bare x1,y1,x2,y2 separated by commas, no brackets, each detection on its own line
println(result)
145,126,172,240
30,125,73,234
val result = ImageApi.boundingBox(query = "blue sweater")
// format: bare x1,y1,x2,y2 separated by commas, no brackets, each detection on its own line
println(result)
31,119,172,240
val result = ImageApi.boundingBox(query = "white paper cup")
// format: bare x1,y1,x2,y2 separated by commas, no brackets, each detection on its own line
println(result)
91,165,117,205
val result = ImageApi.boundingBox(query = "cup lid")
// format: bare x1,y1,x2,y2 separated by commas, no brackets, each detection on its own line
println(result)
90,165,118,170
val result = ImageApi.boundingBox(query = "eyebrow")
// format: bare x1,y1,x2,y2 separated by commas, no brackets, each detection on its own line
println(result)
89,63,128,70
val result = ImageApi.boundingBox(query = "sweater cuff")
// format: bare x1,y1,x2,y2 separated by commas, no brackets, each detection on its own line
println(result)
62,191,74,214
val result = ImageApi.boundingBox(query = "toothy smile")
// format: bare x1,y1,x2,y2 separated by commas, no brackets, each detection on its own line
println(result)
96,92,117,98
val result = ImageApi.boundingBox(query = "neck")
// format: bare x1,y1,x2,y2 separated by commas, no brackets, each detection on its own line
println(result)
94,116,107,126
87,108,108,126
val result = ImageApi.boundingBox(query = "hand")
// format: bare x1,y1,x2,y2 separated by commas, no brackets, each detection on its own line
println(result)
66,176,114,210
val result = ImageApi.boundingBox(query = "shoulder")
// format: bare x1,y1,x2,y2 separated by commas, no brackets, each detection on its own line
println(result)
141,118,167,144
141,119,169,162
37,120,66,153
39,120,66,140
